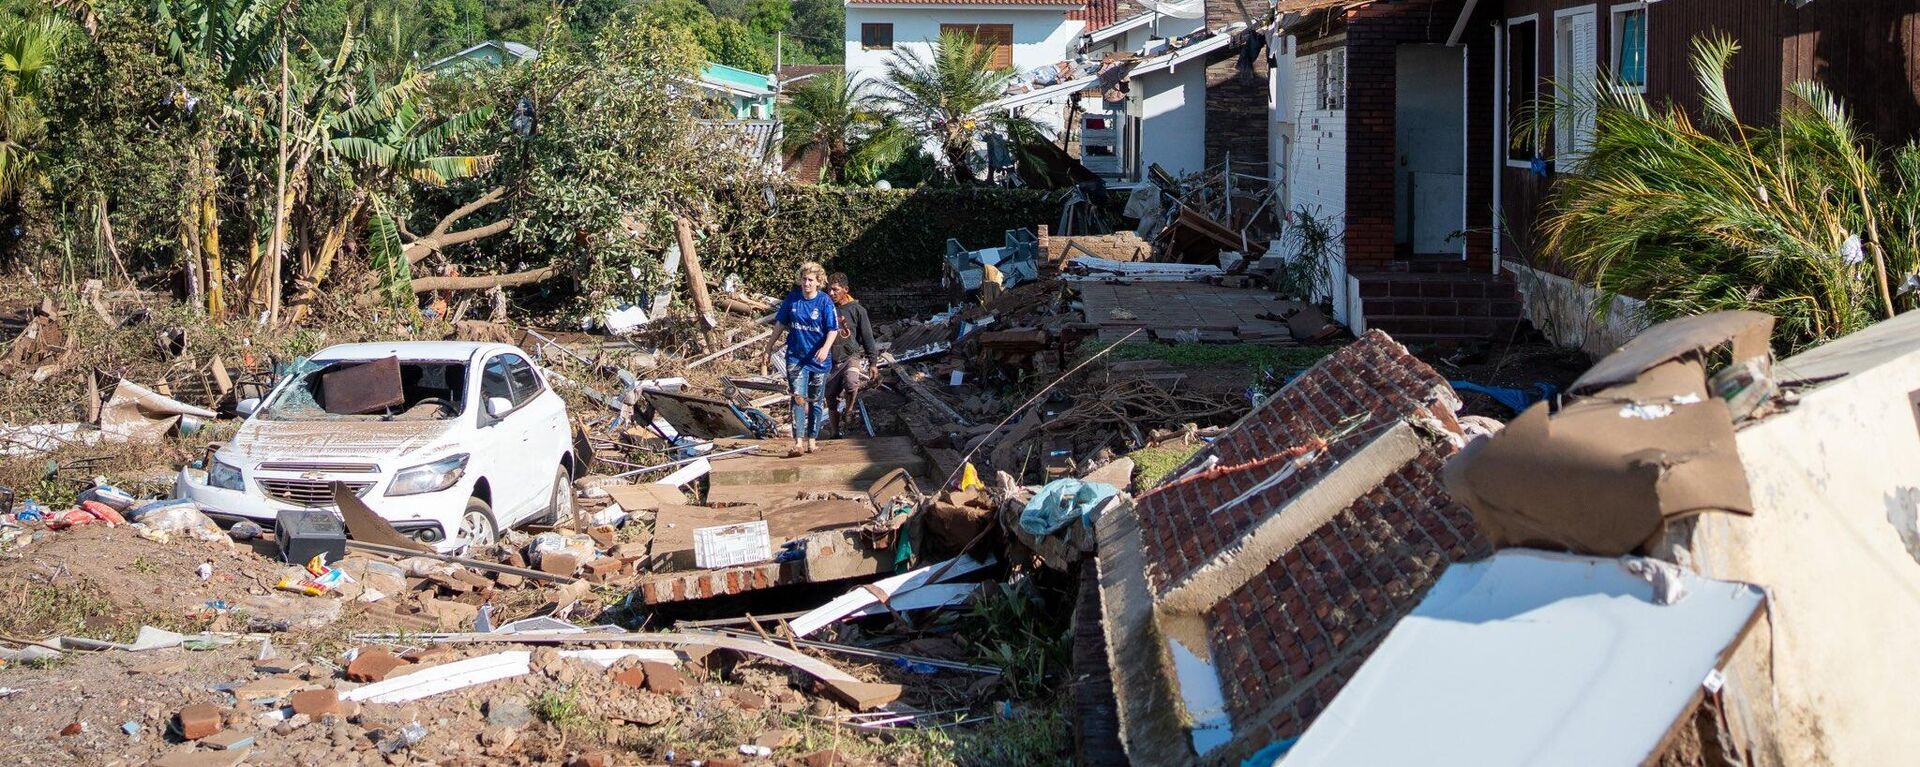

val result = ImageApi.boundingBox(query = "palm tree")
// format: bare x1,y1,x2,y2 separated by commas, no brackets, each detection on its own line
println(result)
0,15,71,203
874,30,1023,183
1537,34,1920,352
779,70,907,185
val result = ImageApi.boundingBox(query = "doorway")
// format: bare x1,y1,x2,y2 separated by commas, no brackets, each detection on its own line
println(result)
1393,44,1466,258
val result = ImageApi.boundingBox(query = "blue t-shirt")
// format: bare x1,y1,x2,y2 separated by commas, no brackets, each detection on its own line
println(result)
776,289,840,373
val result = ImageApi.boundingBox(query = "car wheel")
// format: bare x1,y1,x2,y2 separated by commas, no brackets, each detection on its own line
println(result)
457,497,498,551
539,465,574,526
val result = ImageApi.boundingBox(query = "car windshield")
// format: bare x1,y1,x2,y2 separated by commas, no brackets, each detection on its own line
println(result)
258,359,468,421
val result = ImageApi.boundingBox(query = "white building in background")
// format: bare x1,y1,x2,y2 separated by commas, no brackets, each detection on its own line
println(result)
843,0,1087,137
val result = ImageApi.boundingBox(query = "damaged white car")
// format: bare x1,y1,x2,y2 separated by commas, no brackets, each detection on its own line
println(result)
176,341,576,552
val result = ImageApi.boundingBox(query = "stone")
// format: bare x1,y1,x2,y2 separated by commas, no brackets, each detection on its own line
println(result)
492,572,525,588
727,689,765,710
799,750,845,767
59,721,84,736
480,725,519,749
401,644,458,665
756,728,798,749
639,661,686,695
150,745,252,767
233,676,307,703
347,649,411,682
204,730,257,750
485,696,533,729
177,703,223,740
289,688,341,718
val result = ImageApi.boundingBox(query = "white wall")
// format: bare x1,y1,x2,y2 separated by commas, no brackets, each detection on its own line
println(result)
844,6,1083,137
1282,44,1351,329
1502,262,1646,359
1682,310,1920,766
1133,61,1208,178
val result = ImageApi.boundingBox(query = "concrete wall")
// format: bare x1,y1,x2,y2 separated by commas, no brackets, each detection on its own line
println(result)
844,6,1083,134
1685,309,1920,766
1135,61,1210,177
1501,262,1646,358
1287,47,1346,223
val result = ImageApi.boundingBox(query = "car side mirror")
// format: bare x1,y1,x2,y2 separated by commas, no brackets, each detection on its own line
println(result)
486,397,513,419
235,398,260,417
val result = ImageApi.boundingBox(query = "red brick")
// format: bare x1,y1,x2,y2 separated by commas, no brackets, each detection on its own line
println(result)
611,667,647,689
177,703,222,740
539,552,582,576
347,649,410,682
640,661,686,695
289,688,341,718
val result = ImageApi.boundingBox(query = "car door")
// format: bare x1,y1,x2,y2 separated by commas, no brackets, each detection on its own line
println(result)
502,354,569,513
473,353,535,523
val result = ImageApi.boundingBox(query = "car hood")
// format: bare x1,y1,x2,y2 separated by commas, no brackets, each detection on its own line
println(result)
224,418,461,465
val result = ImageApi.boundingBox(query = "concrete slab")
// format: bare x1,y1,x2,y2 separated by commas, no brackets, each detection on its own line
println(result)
709,437,927,487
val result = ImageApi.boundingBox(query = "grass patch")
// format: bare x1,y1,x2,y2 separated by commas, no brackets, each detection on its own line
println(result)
1128,443,1206,490
0,584,118,639
963,581,1071,701
1095,341,1336,372
532,687,593,734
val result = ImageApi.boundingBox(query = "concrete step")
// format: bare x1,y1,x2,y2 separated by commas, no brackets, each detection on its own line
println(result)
1364,315,1524,340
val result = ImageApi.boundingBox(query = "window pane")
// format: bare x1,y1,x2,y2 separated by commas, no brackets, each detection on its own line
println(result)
504,356,542,405
862,23,892,49
1618,11,1646,87
481,358,513,404
1506,21,1538,161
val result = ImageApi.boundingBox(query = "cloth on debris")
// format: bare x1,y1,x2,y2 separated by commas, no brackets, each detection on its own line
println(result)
775,287,839,374
1449,381,1559,415
1019,478,1122,536
1445,313,1770,557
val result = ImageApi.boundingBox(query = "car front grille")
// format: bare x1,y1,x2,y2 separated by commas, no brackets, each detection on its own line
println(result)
258,479,375,507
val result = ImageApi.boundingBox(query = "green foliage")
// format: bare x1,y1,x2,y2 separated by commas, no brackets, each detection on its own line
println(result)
778,70,907,185
1273,205,1338,303
1538,34,1920,353
706,184,1057,293
1128,442,1204,489
964,580,1070,701
0,14,72,201
633,0,773,72
875,30,1025,183
530,687,592,732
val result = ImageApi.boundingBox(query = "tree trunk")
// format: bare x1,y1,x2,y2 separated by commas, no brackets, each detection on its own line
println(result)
406,265,559,292
197,137,225,321
284,193,366,326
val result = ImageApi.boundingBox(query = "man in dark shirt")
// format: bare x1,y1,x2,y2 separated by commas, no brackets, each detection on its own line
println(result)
824,273,879,438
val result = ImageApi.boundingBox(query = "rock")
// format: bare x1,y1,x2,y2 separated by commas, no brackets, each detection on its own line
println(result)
290,688,341,718
727,689,765,710
485,696,533,729
347,649,411,682
640,661,686,695
538,552,581,576
566,752,612,767
756,728,798,749
480,725,519,749
493,572,525,588
204,730,257,750
399,644,457,665
617,691,674,726
59,721,84,736
798,750,845,767
177,703,223,740
421,598,480,630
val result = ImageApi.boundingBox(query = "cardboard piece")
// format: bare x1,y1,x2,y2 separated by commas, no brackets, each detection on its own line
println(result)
1446,314,1764,557
319,356,405,415
334,483,435,553
1570,311,1772,395
97,379,219,441
601,484,690,515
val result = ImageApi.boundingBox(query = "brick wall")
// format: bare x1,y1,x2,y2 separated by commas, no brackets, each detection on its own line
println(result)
1205,42,1273,171
1035,225,1153,266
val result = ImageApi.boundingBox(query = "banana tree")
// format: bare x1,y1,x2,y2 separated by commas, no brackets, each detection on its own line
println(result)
0,15,72,203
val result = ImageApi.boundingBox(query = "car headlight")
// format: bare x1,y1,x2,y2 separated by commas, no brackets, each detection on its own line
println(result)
208,459,245,491
386,454,469,497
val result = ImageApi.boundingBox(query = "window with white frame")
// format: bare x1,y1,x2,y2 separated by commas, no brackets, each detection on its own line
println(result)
1553,7,1598,164
1611,3,1647,91
1316,49,1345,110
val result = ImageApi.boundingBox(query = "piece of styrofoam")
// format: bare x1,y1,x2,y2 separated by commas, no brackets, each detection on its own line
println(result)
343,651,530,703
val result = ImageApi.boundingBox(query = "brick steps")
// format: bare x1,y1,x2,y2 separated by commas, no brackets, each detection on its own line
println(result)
1353,270,1527,344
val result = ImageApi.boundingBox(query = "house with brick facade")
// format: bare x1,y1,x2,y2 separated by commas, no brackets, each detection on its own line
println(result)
1095,329,1491,766
1265,0,1920,349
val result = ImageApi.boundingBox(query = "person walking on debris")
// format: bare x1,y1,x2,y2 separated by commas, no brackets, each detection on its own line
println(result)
825,272,879,438
767,262,839,456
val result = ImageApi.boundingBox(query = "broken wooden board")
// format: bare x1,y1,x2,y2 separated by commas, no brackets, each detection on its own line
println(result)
602,484,690,514
705,437,928,488
649,504,762,570
1077,282,1295,343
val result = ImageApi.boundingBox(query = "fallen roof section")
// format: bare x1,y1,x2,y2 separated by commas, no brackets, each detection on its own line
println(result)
1281,549,1765,765
1099,330,1489,766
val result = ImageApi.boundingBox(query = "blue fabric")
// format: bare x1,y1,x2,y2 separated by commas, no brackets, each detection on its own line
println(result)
788,366,827,439
1020,478,1122,536
776,289,840,373
1240,738,1297,766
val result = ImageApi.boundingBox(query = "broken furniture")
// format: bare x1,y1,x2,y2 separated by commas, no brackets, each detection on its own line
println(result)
944,229,1040,305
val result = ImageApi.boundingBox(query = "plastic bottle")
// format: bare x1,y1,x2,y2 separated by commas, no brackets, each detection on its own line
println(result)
16,500,43,524
378,722,427,753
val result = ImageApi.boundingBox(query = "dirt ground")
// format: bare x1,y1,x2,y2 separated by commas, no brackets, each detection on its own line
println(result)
1412,338,1592,421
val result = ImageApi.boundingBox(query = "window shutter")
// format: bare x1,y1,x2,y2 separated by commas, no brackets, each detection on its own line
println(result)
1571,13,1597,160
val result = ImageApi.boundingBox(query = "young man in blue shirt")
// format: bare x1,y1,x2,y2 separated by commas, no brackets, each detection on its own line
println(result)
765,261,839,455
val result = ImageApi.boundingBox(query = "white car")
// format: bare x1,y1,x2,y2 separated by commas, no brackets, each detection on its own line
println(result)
176,341,576,552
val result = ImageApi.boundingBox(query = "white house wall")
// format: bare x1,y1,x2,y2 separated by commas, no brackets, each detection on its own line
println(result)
1284,46,1350,329
844,7,1082,136
1135,62,1208,178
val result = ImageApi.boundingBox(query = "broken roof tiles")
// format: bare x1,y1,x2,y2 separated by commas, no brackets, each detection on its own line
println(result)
1098,330,1489,767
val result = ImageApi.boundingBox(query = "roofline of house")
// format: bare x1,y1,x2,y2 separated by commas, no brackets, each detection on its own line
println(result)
1085,9,1160,44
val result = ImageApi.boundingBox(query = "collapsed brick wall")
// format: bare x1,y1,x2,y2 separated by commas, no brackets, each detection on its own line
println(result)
1035,225,1153,266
